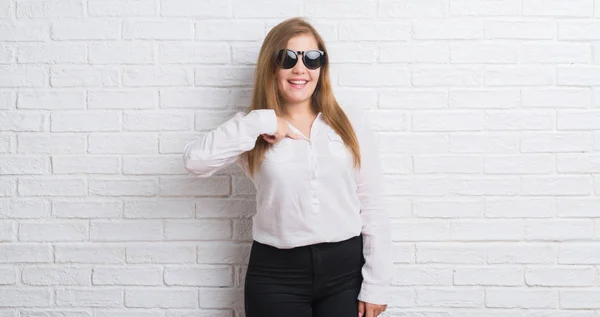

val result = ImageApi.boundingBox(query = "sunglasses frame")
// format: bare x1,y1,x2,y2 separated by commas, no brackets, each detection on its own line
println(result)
276,49,327,70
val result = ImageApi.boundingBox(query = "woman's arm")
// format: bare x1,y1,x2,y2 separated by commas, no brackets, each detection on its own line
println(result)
183,109,277,177
352,109,393,305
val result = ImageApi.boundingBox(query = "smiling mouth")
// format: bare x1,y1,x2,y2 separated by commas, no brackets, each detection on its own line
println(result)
288,80,308,88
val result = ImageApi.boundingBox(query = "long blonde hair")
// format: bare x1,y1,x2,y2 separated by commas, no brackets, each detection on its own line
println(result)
244,17,361,176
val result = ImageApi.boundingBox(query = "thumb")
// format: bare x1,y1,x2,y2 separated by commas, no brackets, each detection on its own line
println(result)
358,301,365,317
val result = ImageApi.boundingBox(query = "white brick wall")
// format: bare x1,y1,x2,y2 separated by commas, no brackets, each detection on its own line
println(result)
1,0,600,316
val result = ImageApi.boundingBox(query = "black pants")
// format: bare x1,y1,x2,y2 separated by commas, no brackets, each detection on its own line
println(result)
244,235,364,317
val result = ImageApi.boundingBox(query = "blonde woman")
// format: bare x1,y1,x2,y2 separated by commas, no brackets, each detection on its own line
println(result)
183,17,391,317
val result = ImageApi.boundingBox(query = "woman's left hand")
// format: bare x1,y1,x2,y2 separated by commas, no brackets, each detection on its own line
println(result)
358,300,387,317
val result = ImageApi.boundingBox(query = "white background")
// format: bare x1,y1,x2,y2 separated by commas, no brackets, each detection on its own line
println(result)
1,0,600,316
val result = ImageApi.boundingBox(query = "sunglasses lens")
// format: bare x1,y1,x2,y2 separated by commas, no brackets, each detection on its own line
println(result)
277,50,298,69
304,50,324,69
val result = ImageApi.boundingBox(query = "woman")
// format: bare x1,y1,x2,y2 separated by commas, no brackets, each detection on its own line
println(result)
183,17,391,317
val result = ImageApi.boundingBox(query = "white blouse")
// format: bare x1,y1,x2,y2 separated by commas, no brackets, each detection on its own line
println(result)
182,107,392,305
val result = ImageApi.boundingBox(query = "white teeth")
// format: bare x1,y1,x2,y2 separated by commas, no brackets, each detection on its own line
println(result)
289,80,307,84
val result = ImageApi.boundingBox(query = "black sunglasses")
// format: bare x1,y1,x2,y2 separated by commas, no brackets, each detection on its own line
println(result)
276,49,326,70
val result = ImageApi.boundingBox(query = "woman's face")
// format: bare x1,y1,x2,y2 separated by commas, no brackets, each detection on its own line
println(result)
276,34,321,107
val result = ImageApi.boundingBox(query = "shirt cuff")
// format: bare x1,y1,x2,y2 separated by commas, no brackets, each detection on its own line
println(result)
248,109,277,136
357,282,390,306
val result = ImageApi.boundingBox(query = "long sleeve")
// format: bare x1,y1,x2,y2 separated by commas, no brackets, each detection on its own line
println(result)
353,111,393,305
183,109,278,177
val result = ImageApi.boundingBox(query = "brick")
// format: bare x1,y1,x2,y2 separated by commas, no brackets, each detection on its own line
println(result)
414,155,482,174
449,90,519,109
521,43,592,64
484,154,554,174
413,66,480,87
159,88,248,109
0,199,50,218
89,134,158,154
89,42,155,64
522,88,592,108
558,66,600,86
18,90,85,110
19,221,88,242
123,21,193,40
486,288,557,308
305,0,375,17
18,178,86,196
93,267,161,286
160,43,229,64
339,21,410,41
54,244,125,264
0,178,16,197
0,244,51,263
385,177,448,196
450,177,520,196
195,66,255,87
414,19,481,40
164,266,232,286
51,66,120,87
557,154,600,173
559,244,600,264
413,111,483,132
0,65,47,88
558,111,600,130
53,156,120,174
124,66,192,87
393,267,452,286
22,266,91,286
560,289,600,309
164,219,232,240
0,288,51,307
521,132,593,153
0,21,48,41
0,111,43,132
53,200,122,218
486,198,556,218
195,198,255,218
523,0,594,16
0,90,16,110
159,176,230,197
451,43,518,63
558,21,600,40
485,21,555,39
379,0,446,17
0,267,16,285
451,0,521,15
88,89,158,109
51,111,121,132
90,220,162,241
17,0,83,18
525,220,594,240
340,65,410,87
416,244,486,264
0,156,49,175
0,221,15,242
485,66,554,86
484,110,555,131
233,0,300,17
0,133,11,154
392,220,450,241
88,0,156,16
126,244,196,264
17,43,87,64
381,154,412,174
526,267,594,286
124,199,194,218
451,220,524,241
124,111,192,131
488,244,557,264
416,288,484,308
55,288,122,307
380,43,449,63
522,176,593,196
125,289,197,308
557,198,600,217
159,133,198,154
196,21,264,41
455,267,523,286
51,19,120,40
